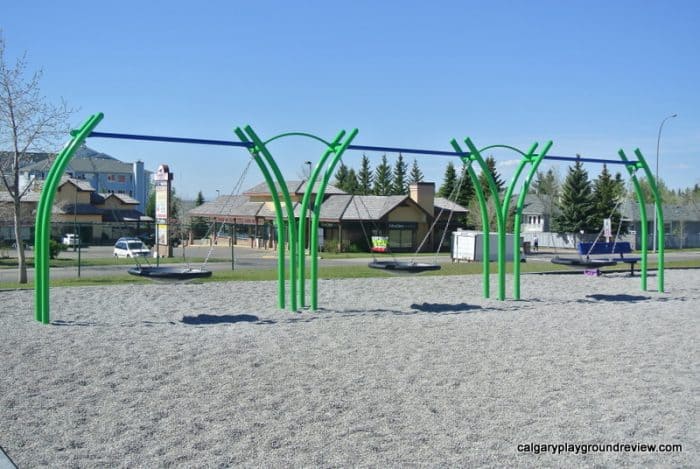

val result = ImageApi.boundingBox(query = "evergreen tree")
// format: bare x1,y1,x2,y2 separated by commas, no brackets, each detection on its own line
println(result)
392,153,408,195
195,190,205,205
591,166,627,238
478,156,505,198
408,158,424,185
334,163,350,191
455,163,475,208
553,159,596,241
438,162,457,198
358,154,373,195
345,168,359,194
373,154,393,195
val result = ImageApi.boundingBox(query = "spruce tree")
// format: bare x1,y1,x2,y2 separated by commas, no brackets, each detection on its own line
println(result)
392,153,408,195
478,156,504,198
592,165,626,237
438,162,457,198
455,163,474,208
358,154,373,195
553,159,596,241
408,158,424,185
373,155,393,195
334,163,350,191
345,168,359,194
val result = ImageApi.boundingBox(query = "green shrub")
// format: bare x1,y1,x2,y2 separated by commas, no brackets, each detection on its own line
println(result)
49,240,67,259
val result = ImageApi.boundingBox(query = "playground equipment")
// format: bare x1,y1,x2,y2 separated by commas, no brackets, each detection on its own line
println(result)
33,112,665,324
127,266,213,280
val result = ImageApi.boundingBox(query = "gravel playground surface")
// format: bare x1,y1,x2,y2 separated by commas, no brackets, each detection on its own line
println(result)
1,270,698,467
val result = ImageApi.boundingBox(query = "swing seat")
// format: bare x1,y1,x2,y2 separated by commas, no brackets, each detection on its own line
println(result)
550,256,618,269
128,266,212,280
578,242,640,275
368,260,441,273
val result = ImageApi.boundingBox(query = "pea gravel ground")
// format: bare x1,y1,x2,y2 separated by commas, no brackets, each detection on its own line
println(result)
1,270,697,467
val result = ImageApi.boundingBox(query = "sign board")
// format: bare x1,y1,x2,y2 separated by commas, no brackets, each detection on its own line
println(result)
371,236,389,252
603,218,612,239
153,164,173,258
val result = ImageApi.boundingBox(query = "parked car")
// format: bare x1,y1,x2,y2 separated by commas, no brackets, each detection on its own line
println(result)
62,233,80,246
113,237,151,258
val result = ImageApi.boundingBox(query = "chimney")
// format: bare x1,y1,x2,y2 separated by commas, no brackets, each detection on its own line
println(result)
409,182,435,214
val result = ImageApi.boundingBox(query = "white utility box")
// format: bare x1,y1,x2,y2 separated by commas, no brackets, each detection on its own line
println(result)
451,230,519,262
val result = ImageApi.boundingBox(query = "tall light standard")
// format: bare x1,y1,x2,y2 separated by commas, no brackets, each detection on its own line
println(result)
653,113,677,252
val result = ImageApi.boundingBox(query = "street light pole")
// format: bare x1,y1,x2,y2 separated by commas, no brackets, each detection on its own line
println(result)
304,161,312,250
653,113,677,252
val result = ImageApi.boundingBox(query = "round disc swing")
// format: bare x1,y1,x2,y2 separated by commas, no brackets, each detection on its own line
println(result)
128,158,254,281
367,259,442,273
550,197,627,271
354,159,469,274
127,265,213,280
550,257,618,268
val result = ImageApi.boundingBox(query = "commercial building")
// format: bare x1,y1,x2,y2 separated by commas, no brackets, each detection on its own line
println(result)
188,181,468,253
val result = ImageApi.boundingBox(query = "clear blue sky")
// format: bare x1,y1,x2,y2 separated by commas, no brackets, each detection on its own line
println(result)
4,0,699,199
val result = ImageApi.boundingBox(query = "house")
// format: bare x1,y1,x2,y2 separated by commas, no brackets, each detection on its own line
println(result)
188,181,468,253
0,177,151,245
18,145,151,213
621,201,700,249
520,193,557,233
516,193,700,249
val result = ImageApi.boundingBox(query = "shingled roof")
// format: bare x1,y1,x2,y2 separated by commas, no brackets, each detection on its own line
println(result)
188,183,469,223
244,180,346,196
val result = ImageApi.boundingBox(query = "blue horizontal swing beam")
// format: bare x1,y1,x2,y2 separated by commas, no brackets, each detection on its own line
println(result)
86,131,640,165
347,144,469,157
87,131,254,148
543,154,639,166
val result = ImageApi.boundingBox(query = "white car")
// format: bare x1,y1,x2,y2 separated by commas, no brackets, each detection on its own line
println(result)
62,233,80,246
113,237,151,258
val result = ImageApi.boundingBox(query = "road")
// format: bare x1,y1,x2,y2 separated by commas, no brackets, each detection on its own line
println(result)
1,244,442,282
1,245,698,283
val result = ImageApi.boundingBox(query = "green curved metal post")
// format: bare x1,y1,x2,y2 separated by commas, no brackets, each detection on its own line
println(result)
619,150,649,291
633,149,664,292
242,126,300,310
309,129,358,310
297,131,347,308
463,138,507,300
35,113,104,323
511,141,553,299
234,127,290,309
450,139,492,298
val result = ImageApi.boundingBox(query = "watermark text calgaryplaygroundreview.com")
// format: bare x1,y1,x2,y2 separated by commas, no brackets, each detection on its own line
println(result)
517,442,682,455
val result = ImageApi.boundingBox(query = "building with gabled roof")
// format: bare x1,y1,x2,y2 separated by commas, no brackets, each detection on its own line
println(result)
189,181,468,252
18,145,151,213
1,176,152,245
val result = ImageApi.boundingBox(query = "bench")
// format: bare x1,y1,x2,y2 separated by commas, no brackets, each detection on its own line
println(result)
577,242,641,276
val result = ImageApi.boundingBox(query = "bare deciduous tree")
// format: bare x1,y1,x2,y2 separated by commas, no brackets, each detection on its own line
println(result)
0,33,72,283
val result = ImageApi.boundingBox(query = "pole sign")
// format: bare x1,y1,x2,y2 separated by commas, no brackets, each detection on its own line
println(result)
603,218,612,241
153,165,174,257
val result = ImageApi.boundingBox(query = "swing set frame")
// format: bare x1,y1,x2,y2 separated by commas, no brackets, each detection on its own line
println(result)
32,112,665,324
